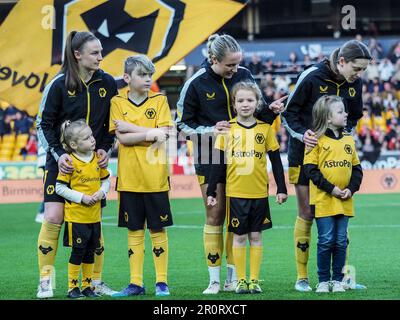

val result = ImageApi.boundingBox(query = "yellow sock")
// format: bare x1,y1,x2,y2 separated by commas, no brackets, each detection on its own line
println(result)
68,263,81,290
81,263,94,290
93,230,104,282
204,224,223,267
232,246,246,280
225,231,234,265
38,220,61,279
150,230,168,283
249,246,263,280
128,229,145,286
294,216,312,280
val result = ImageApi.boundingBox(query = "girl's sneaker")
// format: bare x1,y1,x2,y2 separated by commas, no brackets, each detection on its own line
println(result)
235,279,249,294
315,281,330,293
331,280,346,293
248,279,262,294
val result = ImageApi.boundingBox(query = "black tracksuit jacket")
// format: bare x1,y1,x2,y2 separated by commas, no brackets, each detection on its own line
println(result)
281,59,363,166
36,69,117,169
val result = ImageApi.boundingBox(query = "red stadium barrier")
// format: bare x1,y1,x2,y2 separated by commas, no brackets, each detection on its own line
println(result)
0,170,398,204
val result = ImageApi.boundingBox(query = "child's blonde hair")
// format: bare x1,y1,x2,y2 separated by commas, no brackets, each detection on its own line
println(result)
231,81,263,111
60,119,88,153
124,54,155,75
312,95,344,138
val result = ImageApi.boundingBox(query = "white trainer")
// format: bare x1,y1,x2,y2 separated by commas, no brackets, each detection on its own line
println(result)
35,213,44,224
92,281,118,296
331,280,346,293
202,281,220,294
37,278,53,299
315,281,330,293
223,279,238,292
295,278,312,292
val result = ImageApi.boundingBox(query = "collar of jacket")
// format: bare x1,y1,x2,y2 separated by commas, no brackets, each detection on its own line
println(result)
321,59,346,82
84,69,104,84
205,64,225,81
325,127,344,139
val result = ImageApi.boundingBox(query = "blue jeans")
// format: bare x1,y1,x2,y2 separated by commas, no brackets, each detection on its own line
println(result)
316,215,349,282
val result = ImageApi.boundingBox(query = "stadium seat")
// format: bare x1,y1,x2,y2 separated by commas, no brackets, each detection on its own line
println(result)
12,155,23,162
25,155,37,162
0,155,11,162
2,134,15,144
0,148,13,157
16,134,29,147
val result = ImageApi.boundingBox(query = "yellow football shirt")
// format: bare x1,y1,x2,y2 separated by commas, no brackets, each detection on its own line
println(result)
109,91,173,192
304,133,360,217
215,118,280,198
56,153,110,223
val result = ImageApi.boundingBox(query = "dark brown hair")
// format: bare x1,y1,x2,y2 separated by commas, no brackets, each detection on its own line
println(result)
330,40,372,65
60,31,99,92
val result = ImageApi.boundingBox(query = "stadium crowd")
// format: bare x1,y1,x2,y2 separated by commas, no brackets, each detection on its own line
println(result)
1,38,399,165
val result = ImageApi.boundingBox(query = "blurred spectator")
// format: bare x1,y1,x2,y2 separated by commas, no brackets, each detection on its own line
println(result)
355,34,363,42
370,91,383,116
3,114,12,135
4,105,18,117
262,85,276,105
20,129,38,159
368,38,383,60
357,107,373,135
263,58,275,73
382,121,400,151
287,52,300,72
260,73,275,89
0,107,4,137
247,53,263,76
363,59,379,83
274,74,291,94
383,92,398,111
393,59,400,82
367,77,383,93
14,111,33,134
388,42,400,64
378,58,395,82
303,54,312,67
359,128,382,164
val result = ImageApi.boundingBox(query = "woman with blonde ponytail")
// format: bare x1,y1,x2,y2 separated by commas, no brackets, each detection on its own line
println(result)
176,33,287,294
35,31,118,298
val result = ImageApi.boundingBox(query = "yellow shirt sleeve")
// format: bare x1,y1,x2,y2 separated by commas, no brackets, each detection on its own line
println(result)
109,97,122,133
157,96,173,127
57,171,72,184
303,143,320,165
100,167,110,180
214,133,227,151
265,125,280,152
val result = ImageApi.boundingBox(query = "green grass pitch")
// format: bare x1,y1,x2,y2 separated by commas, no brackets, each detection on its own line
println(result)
0,193,399,300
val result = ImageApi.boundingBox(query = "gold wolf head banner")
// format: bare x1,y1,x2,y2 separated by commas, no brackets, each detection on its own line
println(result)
0,0,247,116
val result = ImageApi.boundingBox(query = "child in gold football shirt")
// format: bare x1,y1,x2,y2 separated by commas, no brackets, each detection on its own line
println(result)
55,119,110,299
206,81,287,294
303,95,363,293
109,55,174,297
